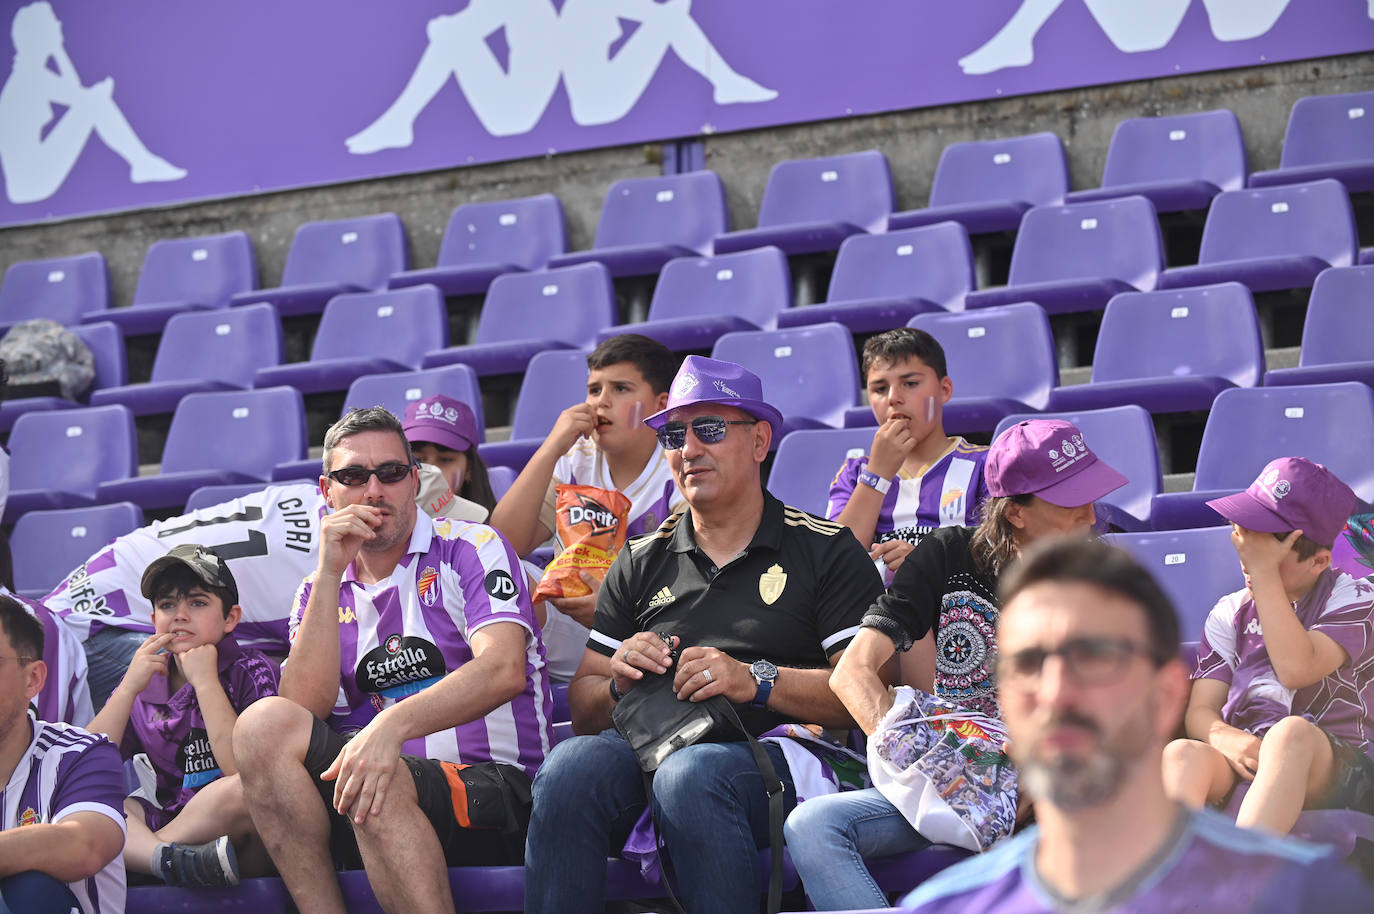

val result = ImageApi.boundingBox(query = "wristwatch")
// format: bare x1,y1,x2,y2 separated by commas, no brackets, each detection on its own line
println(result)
857,468,892,495
750,660,778,708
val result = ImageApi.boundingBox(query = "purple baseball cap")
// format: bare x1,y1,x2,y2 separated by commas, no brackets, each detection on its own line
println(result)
644,355,785,432
402,395,479,452
1206,457,1357,547
987,419,1129,507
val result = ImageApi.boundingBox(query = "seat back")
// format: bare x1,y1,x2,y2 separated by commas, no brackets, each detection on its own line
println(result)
1105,527,1244,642
474,263,616,349
768,427,878,517
8,404,137,496
712,323,859,428
828,222,974,311
132,231,256,308
1193,382,1374,498
0,252,108,325
279,213,408,289
1298,265,1374,367
591,171,727,255
1007,196,1163,288
312,286,447,367
1100,110,1246,193
160,387,306,478
510,350,590,440
756,150,893,234
344,365,485,440
1278,90,1374,169
1091,283,1263,387
646,248,791,330
909,303,1058,410
151,303,282,386
12,502,145,596
436,194,565,270
72,321,127,392
928,133,1068,209
1197,179,1357,268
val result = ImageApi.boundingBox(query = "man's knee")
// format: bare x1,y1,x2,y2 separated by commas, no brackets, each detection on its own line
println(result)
653,742,750,812
234,696,312,769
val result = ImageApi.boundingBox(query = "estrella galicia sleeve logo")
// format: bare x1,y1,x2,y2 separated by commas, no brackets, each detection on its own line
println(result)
178,727,222,790
357,634,447,701
484,569,518,601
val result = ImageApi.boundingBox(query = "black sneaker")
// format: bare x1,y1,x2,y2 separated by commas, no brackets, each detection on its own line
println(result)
159,836,240,888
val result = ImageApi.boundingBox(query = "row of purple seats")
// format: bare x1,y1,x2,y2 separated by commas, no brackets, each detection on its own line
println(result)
10,501,144,599
0,251,108,332
1263,265,1374,388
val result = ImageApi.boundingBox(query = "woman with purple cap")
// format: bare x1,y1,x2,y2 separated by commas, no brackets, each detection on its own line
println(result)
786,418,1129,910
401,394,498,522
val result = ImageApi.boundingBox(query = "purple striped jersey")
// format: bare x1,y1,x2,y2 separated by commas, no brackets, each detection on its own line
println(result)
289,510,554,775
3,714,126,914
6,588,93,725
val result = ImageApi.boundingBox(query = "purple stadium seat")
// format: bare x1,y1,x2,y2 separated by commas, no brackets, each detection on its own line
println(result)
91,303,282,417
422,263,616,377
477,349,590,470
548,172,727,277
776,222,974,332
184,483,273,514
964,196,1164,315
487,465,517,502
906,304,1058,435
1249,90,1374,193
1157,179,1357,292
83,231,256,336
254,286,446,395
0,321,126,433
1048,283,1263,414
11,502,144,599
1150,382,1374,531
96,387,307,511
1066,110,1247,212
1264,265,1374,388
713,150,893,256
767,427,877,517
711,323,860,437
0,251,108,332
228,213,408,318
389,194,565,297
995,405,1161,532
1105,527,1243,642
1362,247,1374,266
887,132,1068,235
598,247,791,351
4,405,137,522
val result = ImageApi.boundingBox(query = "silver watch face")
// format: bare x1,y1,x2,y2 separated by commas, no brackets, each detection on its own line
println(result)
751,660,778,683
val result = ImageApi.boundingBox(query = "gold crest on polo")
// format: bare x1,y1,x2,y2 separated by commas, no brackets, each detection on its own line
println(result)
759,564,787,605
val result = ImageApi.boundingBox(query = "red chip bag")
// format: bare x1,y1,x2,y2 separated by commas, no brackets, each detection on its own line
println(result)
534,484,633,604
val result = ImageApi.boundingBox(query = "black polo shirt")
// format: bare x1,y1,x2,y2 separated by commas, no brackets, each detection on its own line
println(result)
587,492,883,734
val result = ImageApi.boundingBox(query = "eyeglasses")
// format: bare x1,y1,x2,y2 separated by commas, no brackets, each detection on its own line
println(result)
655,416,758,450
326,462,413,487
995,637,1156,689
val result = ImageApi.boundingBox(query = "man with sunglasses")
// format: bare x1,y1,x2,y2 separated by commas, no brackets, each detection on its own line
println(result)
525,356,884,914
234,407,553,914
898,538,1372,913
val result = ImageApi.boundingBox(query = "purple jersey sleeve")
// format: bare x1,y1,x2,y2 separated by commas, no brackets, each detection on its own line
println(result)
1306,574,1374,671
52,737,126,826
827,455,864,521
226,648,281,709
1194,592,1242,686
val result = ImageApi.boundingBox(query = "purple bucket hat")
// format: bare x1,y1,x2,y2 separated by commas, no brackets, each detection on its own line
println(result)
1207,456,1357,547
644,355,785,432
403,395,479,452
987,418,1129,507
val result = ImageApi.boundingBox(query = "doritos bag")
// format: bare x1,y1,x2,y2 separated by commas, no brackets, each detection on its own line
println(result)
534,484,632,604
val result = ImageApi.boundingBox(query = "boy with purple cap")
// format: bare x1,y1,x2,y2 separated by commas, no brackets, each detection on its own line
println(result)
788,418,1129,910
401,394,498,522
1162,457,1374,835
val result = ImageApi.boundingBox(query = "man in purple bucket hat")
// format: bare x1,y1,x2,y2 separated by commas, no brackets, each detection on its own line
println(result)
525,355,884,914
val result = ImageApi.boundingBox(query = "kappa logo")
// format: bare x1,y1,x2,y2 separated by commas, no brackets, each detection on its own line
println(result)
1244,618,1264,636
474,529,497,548
338,605,357,624
417,566,440,607
646,586,675,609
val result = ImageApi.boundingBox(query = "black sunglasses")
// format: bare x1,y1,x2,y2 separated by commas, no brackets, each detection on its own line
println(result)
655,415,758,450
326,462,414,487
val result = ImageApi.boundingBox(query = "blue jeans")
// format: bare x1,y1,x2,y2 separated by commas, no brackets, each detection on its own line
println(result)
83,626,148,711
784,787,930,910
524,729,797,914
0,872,80,914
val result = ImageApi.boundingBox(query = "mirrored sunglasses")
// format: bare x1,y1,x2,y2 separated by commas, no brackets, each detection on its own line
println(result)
655,415,758,450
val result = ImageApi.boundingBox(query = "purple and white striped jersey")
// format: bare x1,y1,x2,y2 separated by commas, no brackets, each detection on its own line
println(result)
827,437,990,547
1195,570,1374,751
3,713,126,914
5,588,92,726
288,510,553,775
541,438,684,547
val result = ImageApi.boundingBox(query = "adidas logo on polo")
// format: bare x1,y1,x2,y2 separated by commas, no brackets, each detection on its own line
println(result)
646,587,675,609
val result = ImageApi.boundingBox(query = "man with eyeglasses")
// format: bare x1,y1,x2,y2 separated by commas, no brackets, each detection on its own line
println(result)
233,407,553,914
524,356,884,914
898,538,1373,913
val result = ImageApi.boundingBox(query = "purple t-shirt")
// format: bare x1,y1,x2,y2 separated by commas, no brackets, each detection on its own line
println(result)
2,714,126,914
120,633,278,820
1195,570,1374,750
899,809,1372,913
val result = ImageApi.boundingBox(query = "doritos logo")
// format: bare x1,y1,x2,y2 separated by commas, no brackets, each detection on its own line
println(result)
417,567,440,607
566,493,620,536
18,807,39,827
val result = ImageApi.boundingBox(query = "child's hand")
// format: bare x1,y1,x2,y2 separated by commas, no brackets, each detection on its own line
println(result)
548,403,596,452
118,633,174,695
866,417,917,479
1231,525,1301,586
870,539,914,573
1210,725,1262,781
178,643,220,691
